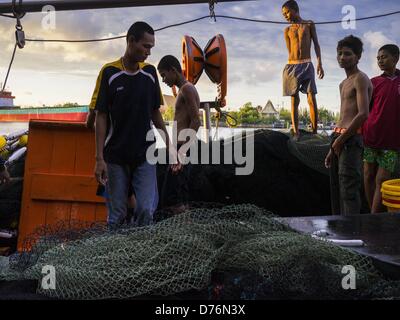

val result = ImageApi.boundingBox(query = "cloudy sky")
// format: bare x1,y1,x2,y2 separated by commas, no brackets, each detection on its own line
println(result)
0,0,399,111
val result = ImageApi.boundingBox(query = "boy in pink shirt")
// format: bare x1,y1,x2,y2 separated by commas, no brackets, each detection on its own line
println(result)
363,44,400,213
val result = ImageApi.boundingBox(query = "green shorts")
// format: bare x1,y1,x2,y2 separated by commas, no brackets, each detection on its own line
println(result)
363,147,399,173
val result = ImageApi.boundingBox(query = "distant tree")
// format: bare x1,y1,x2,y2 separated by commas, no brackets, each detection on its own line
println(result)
63,102,79,107
238,102,261,124
52,102,79,108
259,115,277,125
299,108,310,124
227,110,240,126
318,107,338,124
279,108,291,123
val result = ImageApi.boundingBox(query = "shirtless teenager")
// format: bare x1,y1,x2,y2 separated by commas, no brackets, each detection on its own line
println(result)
158,55,201,213
282,0,324,140
325,35,372,215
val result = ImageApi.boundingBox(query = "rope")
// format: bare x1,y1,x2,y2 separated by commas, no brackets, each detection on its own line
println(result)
0,13,15,18
1,1,24,92
1,43,18,92
209,0,217,22
11,10,399,44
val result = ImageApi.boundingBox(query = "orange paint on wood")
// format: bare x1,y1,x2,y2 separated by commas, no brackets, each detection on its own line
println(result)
31,173,102,203
17,126,54,250
17,120,107,251
95,204,107,222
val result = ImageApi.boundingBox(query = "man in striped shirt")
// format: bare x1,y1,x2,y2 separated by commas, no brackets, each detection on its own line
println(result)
91,22,171,227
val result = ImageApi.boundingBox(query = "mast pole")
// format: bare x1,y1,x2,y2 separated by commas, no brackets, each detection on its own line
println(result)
0,0,246,14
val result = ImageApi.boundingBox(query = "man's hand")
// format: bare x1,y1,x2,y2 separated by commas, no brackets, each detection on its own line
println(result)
317,63,325,79
0,167,10,185
332,137,344,157
170,163,183,175
168,145,182,174
86,110,96,130
95,159,108,186
324,149,333,169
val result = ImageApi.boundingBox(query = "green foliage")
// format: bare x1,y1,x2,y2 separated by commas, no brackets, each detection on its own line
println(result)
237,102,262,124
225,104,339,127
279,108,292,123
318,107,339,124
53,102,80,108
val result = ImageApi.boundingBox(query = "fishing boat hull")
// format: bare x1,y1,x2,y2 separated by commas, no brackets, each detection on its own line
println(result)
0,106,88,122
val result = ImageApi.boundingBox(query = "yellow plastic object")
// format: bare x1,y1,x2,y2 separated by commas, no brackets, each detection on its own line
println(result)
18,134,28,146
381,179,400,192
0,135,6,151
381,179,400,212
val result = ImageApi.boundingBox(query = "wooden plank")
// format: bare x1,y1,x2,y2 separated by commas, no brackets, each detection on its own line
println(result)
74,129,95,175
95,203,108,222
17,124,54,250
45,128,77,225
70,202,96,222
18,122,109,250
31,173,103,203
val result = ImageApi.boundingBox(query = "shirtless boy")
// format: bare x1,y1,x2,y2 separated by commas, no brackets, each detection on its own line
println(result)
282,0,324,140
363,44,400,213
157,55,201,213
325,35,372,215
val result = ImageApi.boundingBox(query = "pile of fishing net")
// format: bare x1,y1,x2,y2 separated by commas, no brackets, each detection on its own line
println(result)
160,129,334,216
1,203,400,300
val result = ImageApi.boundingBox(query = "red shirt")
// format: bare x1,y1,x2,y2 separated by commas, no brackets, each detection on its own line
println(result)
363,69,400,150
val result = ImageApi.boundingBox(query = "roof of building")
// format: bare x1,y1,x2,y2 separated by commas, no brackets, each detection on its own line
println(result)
259,100,278,115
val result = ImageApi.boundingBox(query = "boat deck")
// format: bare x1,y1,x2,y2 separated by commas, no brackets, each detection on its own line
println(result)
279,212,400,279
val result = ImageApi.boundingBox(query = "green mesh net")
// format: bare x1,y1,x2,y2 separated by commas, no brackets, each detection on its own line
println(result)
287,132,331,176
287,130,400,178
1,204,400,300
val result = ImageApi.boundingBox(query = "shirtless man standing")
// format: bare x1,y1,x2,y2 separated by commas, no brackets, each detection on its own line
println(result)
325,35,372,215
157,55,201,213
282,0,324,140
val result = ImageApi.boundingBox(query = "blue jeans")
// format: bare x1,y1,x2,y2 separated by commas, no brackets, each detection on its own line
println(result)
106,161,158,227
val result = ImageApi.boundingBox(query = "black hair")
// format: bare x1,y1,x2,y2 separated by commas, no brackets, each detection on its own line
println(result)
378,44,400,60
337,35,364,58
282,0,299,13
126,21,154,43
157,55,182,73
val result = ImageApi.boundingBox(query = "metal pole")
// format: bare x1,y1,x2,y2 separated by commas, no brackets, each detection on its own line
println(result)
0,0,248,14
202,102,212,144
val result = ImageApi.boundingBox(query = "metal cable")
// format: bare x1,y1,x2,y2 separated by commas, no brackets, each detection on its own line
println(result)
1,43,18,92
14,10,400,43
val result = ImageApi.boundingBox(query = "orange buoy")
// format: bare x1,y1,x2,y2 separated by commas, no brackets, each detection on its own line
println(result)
182,36,204,85
204,34,227,103
181,34,227,106
204,34,227,84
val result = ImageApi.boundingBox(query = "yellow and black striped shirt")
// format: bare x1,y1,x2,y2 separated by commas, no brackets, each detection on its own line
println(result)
90,58,163,165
